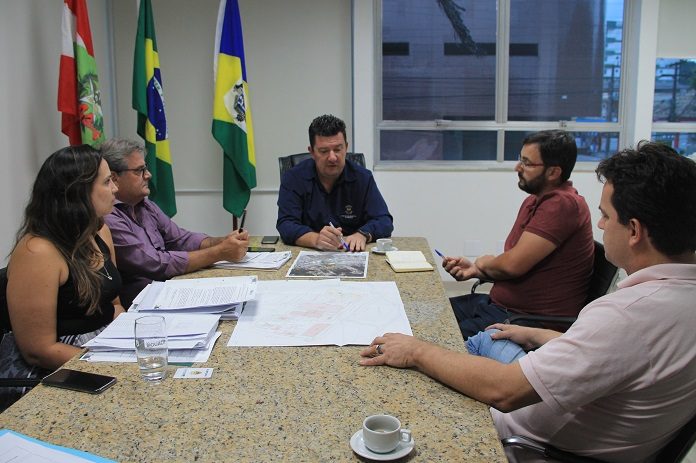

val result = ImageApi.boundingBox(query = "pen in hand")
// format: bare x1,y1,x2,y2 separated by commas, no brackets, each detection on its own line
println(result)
434,249,445,259
238,209,247,232
329,221,350,251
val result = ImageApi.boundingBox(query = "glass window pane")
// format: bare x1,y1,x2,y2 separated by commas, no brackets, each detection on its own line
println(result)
382,0,496,121
381,130,497,161
508,0,623,122
652,132,696,156
503,131,533,161
653,59,696,123
504,131,619,161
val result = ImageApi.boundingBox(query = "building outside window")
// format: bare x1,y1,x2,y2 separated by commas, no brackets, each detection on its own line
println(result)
379,0,625,163
652,58,696,157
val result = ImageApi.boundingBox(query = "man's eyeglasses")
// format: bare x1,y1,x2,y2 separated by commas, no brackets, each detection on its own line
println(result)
119,166,149,177
517,156,545,169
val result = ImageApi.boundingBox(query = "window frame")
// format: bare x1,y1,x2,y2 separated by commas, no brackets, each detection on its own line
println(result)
368,0,630,170
651,58,696,156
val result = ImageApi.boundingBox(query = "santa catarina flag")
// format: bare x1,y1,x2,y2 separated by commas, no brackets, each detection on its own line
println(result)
133,0,176,217
58,0,105,146
213,0,257,217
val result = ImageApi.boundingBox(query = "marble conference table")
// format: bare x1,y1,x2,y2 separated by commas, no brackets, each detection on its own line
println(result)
0,237,505,462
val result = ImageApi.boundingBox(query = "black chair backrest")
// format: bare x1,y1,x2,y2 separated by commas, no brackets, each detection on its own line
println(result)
656,412,696,462
585,241,618,304
278,152,366,179
503,411,696,463
0,267,10,334
0,266,50,393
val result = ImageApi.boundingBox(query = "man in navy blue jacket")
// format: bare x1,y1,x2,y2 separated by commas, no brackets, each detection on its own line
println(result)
276,115,393,251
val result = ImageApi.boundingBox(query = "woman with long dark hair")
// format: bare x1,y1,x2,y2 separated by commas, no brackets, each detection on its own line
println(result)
1,145,124,407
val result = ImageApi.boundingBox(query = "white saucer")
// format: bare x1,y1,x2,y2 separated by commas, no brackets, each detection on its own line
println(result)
371,247,398,255
350,429,415,461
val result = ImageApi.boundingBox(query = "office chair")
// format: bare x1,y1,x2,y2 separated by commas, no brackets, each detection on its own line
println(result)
0,266,43,389
278,152,366,179
471,241,619,328
501,411,696,463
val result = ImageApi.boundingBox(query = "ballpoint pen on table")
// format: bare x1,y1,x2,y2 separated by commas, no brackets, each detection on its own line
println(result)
329,221,350,251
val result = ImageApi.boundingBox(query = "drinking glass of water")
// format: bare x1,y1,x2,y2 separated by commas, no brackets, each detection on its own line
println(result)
134,315,168,382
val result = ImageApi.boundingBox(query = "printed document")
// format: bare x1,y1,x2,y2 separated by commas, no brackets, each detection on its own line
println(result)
81,313,221,363
81,332,221,363
0,429,115,462
214,251,292,270
134,276,257,310
84,312,220,342
228,279,412,346
286,251,368,278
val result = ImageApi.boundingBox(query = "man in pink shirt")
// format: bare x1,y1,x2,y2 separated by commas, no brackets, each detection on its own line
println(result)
443,130,594,338
361,142,696,461
101,138,248,308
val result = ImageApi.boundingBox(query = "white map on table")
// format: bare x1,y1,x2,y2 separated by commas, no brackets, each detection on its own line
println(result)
227,279,412,346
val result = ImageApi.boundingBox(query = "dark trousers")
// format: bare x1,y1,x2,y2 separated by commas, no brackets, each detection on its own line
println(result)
450,293,545,340
449,293,511,339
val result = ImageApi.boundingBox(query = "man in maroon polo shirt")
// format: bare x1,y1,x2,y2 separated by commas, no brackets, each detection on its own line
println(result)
443,130,594,339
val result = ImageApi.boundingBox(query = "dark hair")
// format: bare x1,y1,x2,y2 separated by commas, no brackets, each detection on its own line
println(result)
15,145,105,314
596,141,696,256
523,130,577,182
308,114,347,148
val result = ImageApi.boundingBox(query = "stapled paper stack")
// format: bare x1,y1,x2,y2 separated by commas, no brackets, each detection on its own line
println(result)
385,251,434,273
130,275,258,320
214,251,292,270
82,312,222,363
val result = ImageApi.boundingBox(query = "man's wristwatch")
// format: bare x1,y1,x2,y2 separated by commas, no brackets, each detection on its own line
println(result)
357,229,372,243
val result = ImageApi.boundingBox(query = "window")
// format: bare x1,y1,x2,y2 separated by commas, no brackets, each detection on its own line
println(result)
652,58,696,157
379,0,625,163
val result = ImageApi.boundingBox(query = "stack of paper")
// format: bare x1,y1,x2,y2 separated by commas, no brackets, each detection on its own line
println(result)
214,251,292,270
385,251,434,273
130,275,258,320
82,313,222,363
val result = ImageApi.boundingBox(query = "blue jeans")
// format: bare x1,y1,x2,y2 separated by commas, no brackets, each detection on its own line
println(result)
449,293,510,339
466,329,527,364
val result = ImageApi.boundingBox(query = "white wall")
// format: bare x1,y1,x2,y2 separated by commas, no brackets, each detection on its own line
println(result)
658,0,696,58
109,0,352,238
0,0,113,261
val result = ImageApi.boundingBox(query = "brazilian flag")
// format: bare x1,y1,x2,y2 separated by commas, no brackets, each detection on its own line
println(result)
132,0,176,217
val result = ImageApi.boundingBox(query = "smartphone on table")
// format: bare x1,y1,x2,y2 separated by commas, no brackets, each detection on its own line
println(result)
41,368,116,394
248,247,276,253
261,235,279,244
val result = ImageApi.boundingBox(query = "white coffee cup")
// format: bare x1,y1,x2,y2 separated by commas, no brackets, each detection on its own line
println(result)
362,414,412,453
375,238,393,252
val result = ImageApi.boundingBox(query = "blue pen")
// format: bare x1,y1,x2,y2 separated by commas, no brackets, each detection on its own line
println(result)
329,221,350,251
434,249,445,258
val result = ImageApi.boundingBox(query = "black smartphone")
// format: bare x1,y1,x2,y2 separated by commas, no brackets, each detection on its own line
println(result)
248,246,275,252
261,235,279,244
41,368,116,394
